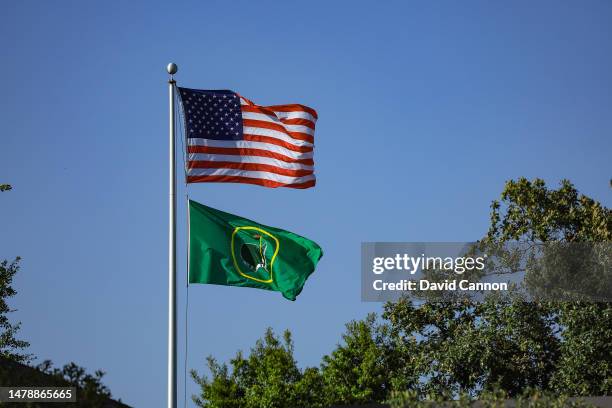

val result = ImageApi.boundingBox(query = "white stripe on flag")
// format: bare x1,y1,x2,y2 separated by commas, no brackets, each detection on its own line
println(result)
271,110,317,123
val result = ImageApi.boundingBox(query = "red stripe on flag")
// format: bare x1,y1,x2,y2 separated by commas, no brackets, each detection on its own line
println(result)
186,175,316,189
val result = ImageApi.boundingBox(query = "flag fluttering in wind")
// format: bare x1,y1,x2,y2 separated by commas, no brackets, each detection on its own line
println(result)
178,88,318,189
188,200,323,301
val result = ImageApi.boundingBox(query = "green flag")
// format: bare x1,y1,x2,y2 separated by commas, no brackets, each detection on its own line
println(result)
188,200,323,301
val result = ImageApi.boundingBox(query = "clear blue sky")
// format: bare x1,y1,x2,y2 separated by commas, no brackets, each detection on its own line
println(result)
1,1,611,406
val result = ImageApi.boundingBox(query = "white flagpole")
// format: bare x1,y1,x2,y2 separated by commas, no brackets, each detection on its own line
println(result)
166,62,178,408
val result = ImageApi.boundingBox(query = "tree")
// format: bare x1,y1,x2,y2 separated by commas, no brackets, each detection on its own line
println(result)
383,294,561,399
0,184,30,363
191,328,325,408
0,358,126,408
36,360,114,406
320,314,399,406
0,258,31,363
487,178,610,243
486,178,611,396
193,179,611,406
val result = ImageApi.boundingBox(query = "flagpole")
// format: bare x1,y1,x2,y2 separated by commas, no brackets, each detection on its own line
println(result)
167,62,178,408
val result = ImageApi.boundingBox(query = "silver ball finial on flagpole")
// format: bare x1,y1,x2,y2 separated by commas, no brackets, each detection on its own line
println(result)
167,63,178,75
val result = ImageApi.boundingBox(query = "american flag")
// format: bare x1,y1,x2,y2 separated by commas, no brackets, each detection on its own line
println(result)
178,87,317,189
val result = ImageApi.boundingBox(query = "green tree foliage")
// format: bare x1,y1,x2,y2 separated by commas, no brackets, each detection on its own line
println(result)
0,358,125,408
191,328,325,408
551,301,612,396
486,178,611,396
383,296,560,399
37,360,113,404
487,178,610,243
320,314,398,406
1,185,30,363
0,258,31,363
193,179,611,407
389,388,598,408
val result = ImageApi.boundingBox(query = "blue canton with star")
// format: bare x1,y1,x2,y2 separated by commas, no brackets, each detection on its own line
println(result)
178,88,244,141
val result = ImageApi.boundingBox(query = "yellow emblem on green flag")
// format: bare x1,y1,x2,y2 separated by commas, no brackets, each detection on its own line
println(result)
188,200,323,301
